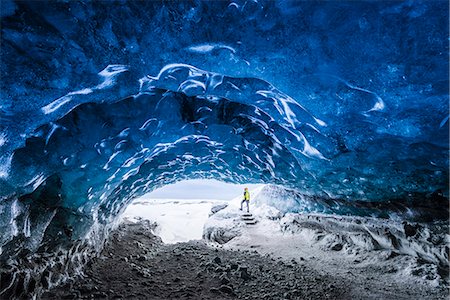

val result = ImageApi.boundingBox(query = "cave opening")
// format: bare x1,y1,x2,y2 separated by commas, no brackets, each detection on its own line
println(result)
121,179,264,243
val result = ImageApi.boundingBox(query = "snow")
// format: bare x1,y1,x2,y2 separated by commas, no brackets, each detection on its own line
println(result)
121,180,264,243
204,197,449,294
122,199,223,244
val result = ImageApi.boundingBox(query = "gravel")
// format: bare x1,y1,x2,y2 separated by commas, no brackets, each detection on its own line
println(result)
44,221,350,299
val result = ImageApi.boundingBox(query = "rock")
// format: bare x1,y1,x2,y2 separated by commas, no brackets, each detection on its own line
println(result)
181,291,196,297
138,256,146,261
213,256,221,264
331,244,343,251
384,229,400,248
77,284,94,294
220,277,230,285
239,265,248,271
93,292,108,298
403,222,420,238
219,273,230,285
239,267,252,281
387,251,400,259
210,287,220,293
230,263,239,270
387,267,397,273
210,204,228,216
219,285,234,294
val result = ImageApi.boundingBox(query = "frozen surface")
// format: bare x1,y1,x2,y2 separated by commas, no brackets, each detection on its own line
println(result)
122,199,222,244
0,1,448,298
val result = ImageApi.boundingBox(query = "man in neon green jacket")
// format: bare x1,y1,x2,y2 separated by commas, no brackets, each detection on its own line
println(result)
240,187,250,213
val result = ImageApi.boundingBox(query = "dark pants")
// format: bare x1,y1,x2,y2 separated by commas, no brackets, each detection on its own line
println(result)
240,200,249,212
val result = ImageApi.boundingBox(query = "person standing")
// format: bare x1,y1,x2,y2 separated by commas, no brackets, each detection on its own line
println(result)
240,187,250,213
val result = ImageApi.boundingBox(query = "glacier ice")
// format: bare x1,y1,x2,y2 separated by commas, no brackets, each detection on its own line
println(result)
0,0,448,297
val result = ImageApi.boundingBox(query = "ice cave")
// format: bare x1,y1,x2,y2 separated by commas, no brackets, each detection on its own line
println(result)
0,0,448,299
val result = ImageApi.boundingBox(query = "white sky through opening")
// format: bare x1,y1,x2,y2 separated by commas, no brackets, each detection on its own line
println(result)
122,179,264,244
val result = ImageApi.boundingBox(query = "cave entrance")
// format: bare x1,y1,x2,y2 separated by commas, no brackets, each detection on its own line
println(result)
121,179,263,244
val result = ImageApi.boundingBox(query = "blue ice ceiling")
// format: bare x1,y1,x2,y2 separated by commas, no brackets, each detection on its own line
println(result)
0,0,448,259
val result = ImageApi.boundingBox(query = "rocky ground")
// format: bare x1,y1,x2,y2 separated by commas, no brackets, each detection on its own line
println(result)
43,221,351,299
